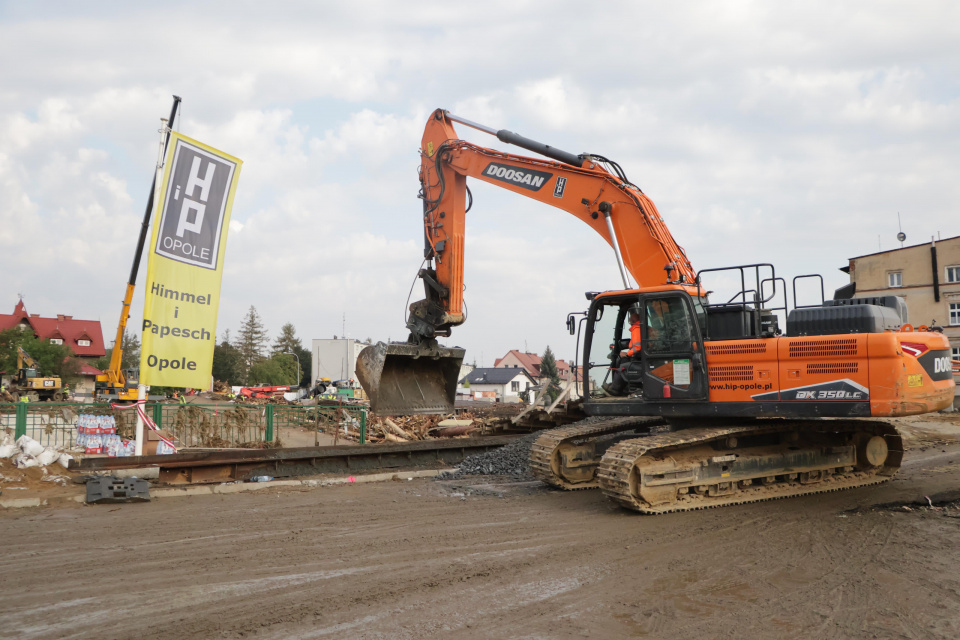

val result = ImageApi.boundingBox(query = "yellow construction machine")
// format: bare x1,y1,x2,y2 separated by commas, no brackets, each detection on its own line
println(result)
13,346,64,402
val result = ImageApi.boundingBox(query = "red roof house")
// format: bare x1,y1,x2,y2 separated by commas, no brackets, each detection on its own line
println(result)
493,350,575,381
0,300,106,359
78,363,104,376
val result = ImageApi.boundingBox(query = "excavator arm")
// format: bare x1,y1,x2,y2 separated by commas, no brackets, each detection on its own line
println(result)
408,108,697,343
358,108,699,415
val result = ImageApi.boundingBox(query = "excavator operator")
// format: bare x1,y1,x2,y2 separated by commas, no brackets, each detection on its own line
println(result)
604,306,644,397
624,309,642,357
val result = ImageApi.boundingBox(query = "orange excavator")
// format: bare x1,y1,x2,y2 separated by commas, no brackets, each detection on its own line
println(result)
357,108,956,513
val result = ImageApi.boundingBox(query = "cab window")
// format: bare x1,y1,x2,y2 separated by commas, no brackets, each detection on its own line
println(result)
645,297,694,354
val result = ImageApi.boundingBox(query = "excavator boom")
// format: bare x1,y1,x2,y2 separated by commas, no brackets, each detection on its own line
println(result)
359,108,698,414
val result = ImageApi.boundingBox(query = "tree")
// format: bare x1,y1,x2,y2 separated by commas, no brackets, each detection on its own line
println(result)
270,322,311,387
212,339,244,386
95,330,140,372
235,306,268,382
248,353,299,386
540,346,562,402
271,322,301,355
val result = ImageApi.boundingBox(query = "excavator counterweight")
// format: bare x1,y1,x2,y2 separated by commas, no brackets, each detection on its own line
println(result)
356,342,464,415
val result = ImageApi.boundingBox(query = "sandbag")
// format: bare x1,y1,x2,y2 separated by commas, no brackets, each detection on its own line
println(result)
16,435,44,457
36,447,61,466
14,453,39,469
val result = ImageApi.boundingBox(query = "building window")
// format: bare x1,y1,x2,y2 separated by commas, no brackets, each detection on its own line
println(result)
49,338,63,345
947,266,960,283
888,271,902,288
953,347,960,360
77,339,91,347
951,303,960,326
511,381,519,392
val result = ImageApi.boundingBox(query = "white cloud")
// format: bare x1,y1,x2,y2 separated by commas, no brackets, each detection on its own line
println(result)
1,1,959,367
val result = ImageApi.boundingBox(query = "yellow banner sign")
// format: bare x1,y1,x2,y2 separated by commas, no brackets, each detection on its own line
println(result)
140,132,242,387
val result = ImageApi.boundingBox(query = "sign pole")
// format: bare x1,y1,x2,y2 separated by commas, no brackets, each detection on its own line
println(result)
134,384,146,455
135,111,176,456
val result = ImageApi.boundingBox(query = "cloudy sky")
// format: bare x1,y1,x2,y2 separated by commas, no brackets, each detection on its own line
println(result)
2,1,958,368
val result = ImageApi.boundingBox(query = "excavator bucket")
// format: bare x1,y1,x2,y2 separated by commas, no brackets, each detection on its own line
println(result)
356,342,465,416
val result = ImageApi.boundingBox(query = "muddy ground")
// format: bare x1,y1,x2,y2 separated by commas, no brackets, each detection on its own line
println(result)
2,417,960,639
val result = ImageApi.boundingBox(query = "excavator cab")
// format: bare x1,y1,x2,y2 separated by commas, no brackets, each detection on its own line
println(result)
584,290,707,405
356,341,465,415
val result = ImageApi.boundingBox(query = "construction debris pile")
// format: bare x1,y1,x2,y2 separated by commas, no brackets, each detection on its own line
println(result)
363,411,513,443
437,431,541,481
169,405,269,449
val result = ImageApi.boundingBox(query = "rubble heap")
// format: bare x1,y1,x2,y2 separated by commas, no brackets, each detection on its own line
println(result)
364,411,513,443
437,431,541,481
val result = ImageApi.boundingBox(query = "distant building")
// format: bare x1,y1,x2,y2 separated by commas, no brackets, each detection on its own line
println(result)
73,363,105,402
311,338,368,385
0,300,107,400
461,367,536,403
493,349,582,399
0,300,106,362
842,235,960,407
494,350,575,381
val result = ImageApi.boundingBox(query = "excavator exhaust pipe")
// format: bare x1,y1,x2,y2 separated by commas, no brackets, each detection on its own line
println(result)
356,342,465,416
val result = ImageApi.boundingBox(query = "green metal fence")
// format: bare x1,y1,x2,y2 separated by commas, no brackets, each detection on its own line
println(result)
272,404,367,444
0,402,368,449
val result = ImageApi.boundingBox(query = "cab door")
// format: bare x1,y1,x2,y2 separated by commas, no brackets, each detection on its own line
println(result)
641,292,707,401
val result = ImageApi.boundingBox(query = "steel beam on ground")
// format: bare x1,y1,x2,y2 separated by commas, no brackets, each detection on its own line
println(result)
71,435,517,484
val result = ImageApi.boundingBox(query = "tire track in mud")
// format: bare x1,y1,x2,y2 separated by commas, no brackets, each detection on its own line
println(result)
2,444,960,639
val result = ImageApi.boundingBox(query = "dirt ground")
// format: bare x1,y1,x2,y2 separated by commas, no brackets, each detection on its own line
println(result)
3,416,960,639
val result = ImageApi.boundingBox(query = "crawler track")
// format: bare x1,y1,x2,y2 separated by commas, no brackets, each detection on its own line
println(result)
529,417,667,489
597,419,902,514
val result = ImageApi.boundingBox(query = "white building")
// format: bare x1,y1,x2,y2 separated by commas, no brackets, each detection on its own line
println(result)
312,338,368,384
461,367,537,403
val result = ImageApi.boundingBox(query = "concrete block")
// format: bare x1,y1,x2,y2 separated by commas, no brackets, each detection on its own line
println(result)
110,467,160,480
0,498,43,509
211,479,301,494
151,486,213,498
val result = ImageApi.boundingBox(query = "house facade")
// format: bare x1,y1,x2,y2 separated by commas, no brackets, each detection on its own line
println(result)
0,300,106,362
494,350,582,399
461,367,536,403
494,350,576,381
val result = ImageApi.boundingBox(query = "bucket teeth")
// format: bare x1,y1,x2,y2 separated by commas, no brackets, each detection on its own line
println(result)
356,341,465,416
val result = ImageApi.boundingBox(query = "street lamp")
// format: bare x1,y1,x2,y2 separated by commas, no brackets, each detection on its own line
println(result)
283,352,301,392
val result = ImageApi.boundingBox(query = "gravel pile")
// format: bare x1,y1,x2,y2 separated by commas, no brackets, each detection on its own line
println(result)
438,431,543,481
